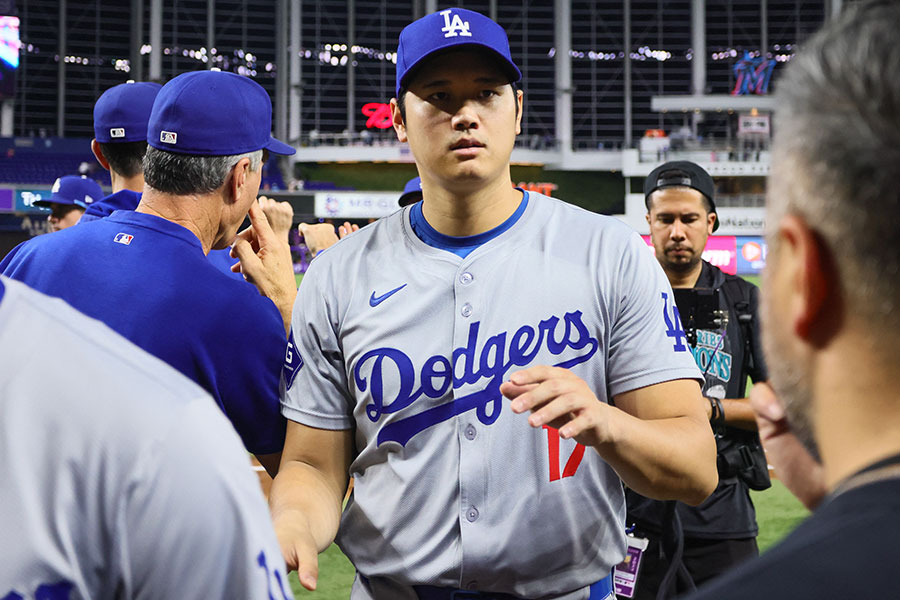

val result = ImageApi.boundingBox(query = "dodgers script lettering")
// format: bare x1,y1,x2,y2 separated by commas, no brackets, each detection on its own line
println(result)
354,310,599,446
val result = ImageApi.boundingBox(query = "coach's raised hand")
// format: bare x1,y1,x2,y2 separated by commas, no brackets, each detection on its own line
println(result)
232,200,297,335
258,195,296,241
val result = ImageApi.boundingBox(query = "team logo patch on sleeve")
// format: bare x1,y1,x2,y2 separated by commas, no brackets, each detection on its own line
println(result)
114,233,134,245
283,328,304,390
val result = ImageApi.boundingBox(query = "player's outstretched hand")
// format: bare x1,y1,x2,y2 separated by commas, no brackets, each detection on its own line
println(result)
750,382,826,510
259,195,295,241
338,221,359,239
274,514,320,590
502,366,614,448
231,201,297,335
298,222,341,257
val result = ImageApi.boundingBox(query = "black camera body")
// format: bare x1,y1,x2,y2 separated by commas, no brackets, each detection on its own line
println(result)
672,287,729,347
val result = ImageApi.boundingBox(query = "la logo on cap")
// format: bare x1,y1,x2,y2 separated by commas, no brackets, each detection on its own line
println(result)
160,131,178,145
440,9,472,38
110,128,126,138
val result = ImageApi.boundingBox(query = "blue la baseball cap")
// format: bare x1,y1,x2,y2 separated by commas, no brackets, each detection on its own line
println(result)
34,176,104,209
395,8,522,98
398,176,422,207
94,81,162,143
147,70,296,156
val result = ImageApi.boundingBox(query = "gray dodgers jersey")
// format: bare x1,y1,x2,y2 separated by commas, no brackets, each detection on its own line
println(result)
283,193,701,599
0,277,292,600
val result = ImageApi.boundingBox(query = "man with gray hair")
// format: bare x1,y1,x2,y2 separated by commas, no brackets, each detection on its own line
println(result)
685,1,900,597
0,70,297,477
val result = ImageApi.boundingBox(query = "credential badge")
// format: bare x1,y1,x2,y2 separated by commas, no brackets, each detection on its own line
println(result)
440,9,472,38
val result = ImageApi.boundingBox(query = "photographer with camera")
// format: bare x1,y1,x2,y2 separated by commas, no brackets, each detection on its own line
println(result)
624,161,769,599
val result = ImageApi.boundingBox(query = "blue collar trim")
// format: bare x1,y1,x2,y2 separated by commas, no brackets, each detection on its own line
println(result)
409,190,529,258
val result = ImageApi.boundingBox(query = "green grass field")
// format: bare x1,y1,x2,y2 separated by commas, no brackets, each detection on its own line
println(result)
288,479,808,598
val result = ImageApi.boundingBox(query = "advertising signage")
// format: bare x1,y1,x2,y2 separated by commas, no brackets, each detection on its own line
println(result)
641,235,767,276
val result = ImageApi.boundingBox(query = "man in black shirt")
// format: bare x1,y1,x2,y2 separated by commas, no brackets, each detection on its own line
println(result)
685,1,900,598
625,160,768,598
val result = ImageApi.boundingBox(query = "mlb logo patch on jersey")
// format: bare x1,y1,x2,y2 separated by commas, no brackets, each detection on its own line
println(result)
283,329,304,390
160,131,178,145
114,233,134,246
110,127,126,138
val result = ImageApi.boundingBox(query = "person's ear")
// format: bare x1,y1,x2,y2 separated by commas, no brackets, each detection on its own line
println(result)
391,98,407,143
91,139,111,170
776,215,836,342
227,157,251,204
515,89,524,135
707,212,717,235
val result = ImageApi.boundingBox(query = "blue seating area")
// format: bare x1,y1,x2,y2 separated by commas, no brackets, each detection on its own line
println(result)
0,138,110,186
260,152,287,191
1,137,290,190
302,181,355,191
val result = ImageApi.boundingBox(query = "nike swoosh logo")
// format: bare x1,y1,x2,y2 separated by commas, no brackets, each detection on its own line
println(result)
369,284,407,307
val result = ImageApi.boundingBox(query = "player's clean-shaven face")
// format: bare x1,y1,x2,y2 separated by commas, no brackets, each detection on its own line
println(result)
47,203,85,232
646,187,716,275
396,48,522,192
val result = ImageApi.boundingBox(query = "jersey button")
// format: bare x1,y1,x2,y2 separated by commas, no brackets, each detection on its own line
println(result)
464,424,476,440
459,272,474,285
461,303,473,317
466,506,479,522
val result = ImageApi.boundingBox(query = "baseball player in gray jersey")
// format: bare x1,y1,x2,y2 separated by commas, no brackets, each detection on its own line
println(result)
0,276,292,600
241,8,716,600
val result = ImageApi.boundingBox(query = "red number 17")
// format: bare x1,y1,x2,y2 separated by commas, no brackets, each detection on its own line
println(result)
544,425,586,482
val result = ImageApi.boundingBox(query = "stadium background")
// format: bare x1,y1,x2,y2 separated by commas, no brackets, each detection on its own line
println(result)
0,0,852,596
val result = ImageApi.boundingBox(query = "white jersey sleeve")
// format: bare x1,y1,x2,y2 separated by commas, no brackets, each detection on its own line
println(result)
123,397,292,600
0,276,292,600
606,231,702,396
281,257,354,429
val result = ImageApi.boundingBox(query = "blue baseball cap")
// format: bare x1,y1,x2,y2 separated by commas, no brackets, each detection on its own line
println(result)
94,81,162,143
398,176,422,207
147,70,296,156
395,8,522,97
34,176,104,209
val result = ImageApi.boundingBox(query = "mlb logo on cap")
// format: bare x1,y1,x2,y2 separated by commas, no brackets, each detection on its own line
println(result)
147,70,296,157
114,233,134,245
93,80,162,143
